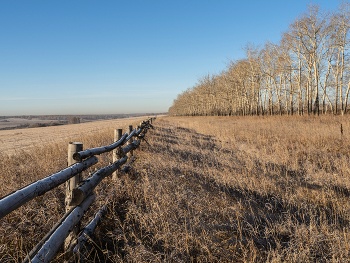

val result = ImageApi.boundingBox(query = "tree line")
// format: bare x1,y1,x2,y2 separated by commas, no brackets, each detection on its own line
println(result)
169,3,350,117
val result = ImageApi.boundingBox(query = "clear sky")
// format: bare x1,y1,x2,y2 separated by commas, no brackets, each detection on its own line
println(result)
0,0,341,116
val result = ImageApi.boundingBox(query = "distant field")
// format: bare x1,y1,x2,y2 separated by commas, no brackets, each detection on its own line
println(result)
0,117,57,129
0,116,149,156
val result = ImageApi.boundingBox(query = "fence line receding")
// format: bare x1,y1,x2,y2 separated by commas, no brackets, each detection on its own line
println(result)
0,117,155,263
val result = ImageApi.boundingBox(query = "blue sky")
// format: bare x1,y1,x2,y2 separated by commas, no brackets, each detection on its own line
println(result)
0,0,341,116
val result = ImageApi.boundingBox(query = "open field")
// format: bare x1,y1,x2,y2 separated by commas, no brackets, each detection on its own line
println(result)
0,118,57,130
0,114,157,130
1,115,350,262
97,115,350,262
0,116,154,262
0,116,150,156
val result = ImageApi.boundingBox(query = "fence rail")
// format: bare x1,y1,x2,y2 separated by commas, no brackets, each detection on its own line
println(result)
0,156,99,219
0,117,155,263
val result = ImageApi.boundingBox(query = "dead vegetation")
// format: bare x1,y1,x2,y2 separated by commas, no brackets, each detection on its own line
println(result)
1,115,350,262
0,116,148,156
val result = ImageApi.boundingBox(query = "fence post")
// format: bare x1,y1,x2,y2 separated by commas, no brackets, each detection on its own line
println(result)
128,125,133,157
140,121,145,134
65,142,83,210
112,129,123,181
64,142,83,252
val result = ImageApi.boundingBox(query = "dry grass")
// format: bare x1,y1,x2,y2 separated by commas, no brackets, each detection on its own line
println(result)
0,117,148,262
0,117,148,156
0,118,55,129
2,115,350,262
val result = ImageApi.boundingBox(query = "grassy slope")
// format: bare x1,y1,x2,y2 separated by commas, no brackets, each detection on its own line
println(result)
2,115,350,262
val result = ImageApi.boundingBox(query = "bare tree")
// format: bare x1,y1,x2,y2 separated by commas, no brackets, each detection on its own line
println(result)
168,2,350,118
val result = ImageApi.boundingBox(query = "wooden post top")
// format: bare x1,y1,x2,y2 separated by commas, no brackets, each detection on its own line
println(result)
69,142,83,145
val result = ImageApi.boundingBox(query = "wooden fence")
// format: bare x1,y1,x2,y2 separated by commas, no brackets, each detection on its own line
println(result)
0,117,155,263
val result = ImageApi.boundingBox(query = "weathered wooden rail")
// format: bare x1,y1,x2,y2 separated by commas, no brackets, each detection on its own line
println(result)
0,117,155,263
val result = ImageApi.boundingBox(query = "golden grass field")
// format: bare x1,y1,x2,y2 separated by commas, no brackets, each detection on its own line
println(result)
0,118,55,129
1,115,350,262
0,116,148,156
